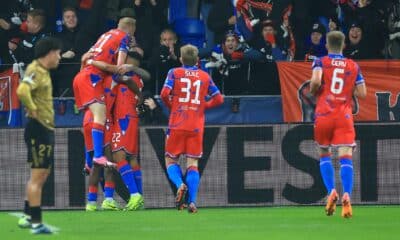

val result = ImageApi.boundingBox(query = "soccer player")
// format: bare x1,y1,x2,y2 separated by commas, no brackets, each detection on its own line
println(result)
160,44,224,213
16,37,61,234
310,31,367,218
111,51,147,210
73,16,136,167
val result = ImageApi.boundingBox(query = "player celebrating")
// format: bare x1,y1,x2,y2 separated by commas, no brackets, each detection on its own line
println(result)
160,44,224,213
310,31,367,218
111,51,147,210
16,37,61,234
73,16,136,167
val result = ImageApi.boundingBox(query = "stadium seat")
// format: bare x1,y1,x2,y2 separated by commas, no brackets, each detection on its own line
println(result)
174,18,206,49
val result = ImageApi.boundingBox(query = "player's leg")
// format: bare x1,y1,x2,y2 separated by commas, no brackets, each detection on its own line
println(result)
184,131,203,213
86,164,102,211
333,115,356,218
22,119,55,234
185,158,199,214
338,146,353,218
113,150,143,210
129,157,143,195
165,130,186,209
89,102,114,166
101,146,120,210
314,116,338,215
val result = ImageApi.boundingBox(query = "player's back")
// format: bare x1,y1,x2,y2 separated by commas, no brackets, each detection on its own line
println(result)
315,54,362,116
84,29,130,76
168,66,214,132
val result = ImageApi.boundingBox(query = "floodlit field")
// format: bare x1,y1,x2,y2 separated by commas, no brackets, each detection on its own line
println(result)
1,206,399,240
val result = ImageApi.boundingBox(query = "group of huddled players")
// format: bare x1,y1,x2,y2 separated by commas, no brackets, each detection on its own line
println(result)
73,13,224,214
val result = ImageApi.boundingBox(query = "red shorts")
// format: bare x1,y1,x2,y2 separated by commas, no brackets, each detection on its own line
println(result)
314,113,356,148
73,71,105,110
165,129,203,159
111,117,139,155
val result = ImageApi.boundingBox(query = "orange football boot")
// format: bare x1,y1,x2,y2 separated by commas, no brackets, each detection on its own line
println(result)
341,192,353,218
325,189,339,216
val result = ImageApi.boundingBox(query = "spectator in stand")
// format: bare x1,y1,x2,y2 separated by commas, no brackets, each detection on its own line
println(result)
387,0,400,59
53,7,81,97
9,9,48,65
303,22,327,62
139,92,168,125
206,30,249,113
148,29,180,94
343,22,370,59
207,0,236,45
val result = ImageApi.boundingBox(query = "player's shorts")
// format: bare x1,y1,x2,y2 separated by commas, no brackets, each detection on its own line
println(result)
24,118,55,169
104,121,113,147
111,117,139,155
314,113,356,148
73,71,105,110
165,129,203,159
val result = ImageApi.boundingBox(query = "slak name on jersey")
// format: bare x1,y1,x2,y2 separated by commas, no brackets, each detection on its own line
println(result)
185,70,199,78
331,59,347,67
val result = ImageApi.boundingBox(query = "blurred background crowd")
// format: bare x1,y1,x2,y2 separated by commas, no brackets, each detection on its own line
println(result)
0,0,399,98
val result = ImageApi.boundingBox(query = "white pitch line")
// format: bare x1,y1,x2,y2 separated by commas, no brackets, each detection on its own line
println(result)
8,212,61,233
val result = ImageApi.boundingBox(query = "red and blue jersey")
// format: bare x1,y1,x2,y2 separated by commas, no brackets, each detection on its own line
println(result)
161,65,221,132
114,73,143,120
312,54,364,117
83,29,130,86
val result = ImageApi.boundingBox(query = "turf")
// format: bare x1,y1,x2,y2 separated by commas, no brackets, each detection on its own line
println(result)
1,206,399,240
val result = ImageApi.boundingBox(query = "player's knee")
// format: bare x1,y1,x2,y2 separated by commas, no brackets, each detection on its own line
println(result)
165,157,177,166
187,157,198,168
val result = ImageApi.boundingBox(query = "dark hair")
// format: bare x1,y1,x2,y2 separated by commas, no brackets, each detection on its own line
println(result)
34,37,62,59
127,51,143,61
63,6,77,14
27,9,46,27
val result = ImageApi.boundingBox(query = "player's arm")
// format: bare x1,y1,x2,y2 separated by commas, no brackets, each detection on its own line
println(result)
117,35,130,66
353,64,367,99
87,59,119,73
309,58,323,95
117,64,151,81
16,72,38,118
205,77,224,109
160,69,175,109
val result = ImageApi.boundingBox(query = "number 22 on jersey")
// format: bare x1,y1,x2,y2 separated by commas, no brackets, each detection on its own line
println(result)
179,78,201,104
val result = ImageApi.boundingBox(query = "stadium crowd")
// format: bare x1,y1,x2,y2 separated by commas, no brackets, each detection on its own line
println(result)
0,0,399,97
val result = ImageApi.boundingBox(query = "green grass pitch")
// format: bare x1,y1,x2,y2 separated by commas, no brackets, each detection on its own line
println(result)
1,206,399,240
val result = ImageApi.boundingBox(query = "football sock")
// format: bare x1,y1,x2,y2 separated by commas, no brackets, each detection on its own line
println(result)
340,156,353,196
23,200,31,217
30,206,42,224
132,166,143,194
92,123,104,158
319,154,335,194
104,181,115,200
87,185,98,203
186,166,200,204
117,160,139,195
166,163,183,189
85,149,93,169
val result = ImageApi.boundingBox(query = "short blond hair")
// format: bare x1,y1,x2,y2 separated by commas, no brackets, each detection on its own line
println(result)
180,44,199,66
326,31,345,53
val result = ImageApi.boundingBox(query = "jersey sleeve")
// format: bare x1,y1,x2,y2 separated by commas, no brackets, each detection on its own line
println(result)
118,34,130,53
163,69,175,89
355,63,365,85
207,75,220,97
22,66,40,90
311,57,322,70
